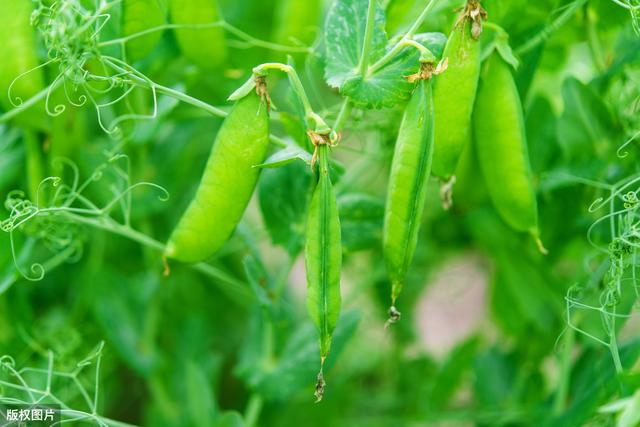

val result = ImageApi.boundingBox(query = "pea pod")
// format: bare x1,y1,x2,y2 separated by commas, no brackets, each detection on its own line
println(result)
431,1,486,190
474,52,546,252
305,141,341,403
165,89,269,263
169,0,227,69
123,0,166,61
0,0,47,130
383,73,435,322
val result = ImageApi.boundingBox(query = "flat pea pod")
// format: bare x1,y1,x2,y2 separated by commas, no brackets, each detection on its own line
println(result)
305,142,341,403
474,52,546,252
169,0,227,69
165,90,269,263
122,0,166,61
0,0,47,130
383,77,434,321
431,1,486,184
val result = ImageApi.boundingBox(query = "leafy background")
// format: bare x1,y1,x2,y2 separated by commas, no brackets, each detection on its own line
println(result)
0,0,639,426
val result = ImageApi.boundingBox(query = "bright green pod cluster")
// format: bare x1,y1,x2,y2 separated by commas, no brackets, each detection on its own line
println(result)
474,52,546,252
169,0,227,69
383,73,435,321
431,0,486,200
122,0,166,62
305,142,342,403
165,90,270,263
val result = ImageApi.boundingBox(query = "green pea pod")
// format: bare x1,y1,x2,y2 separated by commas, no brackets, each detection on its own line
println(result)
383,77,434,321
431,0,486,183
305,143,341,402
474,52,546,253
0,0,47,130
165,91,269,263
169,0,227,69
123,0,166,61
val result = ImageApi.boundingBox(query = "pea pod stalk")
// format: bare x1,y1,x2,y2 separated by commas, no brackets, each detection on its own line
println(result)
305,135,342,403
383,61,439,324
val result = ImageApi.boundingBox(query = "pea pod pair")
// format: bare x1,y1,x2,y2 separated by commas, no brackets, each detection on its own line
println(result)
431,0,486,206
474,52,546,253
165,89,270,263
383,68,435,322
305,139,342,403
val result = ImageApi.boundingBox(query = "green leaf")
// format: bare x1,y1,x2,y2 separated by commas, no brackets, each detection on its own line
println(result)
254,145,312,168
185,361,219,427
557,77,615,161
258,161,311,255
324,0,446,108
255,311,361,401
324,0,387,89
338,193,384,252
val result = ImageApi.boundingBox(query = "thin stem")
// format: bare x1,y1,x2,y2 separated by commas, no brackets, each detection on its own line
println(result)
608,308,624,376
333,99,353,133
368,0,437,75
99,21,311,53
515,0,588,56
63,213,254,306
254,63,313,115
105,60,287,147
358,0,379,76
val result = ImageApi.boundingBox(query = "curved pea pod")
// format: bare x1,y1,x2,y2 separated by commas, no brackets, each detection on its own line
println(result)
383,78,434,320
431,0,486,183
305,143,341,402
0,0,47,130
123,0,166,61
169,0,227,69
474,52,546,253
165,91,269,263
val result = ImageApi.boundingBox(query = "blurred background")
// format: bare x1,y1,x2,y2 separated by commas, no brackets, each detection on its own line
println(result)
0,0,639,426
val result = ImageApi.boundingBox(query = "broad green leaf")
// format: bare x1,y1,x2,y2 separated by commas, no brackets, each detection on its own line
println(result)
186,361,219,427
324,0,387,88
340,32,446,109
557,77,614,161
324,0,446,108
338,193,384,252
258,161,311,255
254,145,313,168
255,311,361,401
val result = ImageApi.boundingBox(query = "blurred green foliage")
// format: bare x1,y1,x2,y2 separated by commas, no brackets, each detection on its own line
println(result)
0,0,639,426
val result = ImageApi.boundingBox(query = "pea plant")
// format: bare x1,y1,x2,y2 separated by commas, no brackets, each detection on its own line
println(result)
0,0,639,425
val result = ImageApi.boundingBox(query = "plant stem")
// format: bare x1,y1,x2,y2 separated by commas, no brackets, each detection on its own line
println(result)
62,213,254,306
105,59,287,147
358,0,379,76
368,0,437,75
333,99,353,133
244,393,264,427
515,0,588,56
